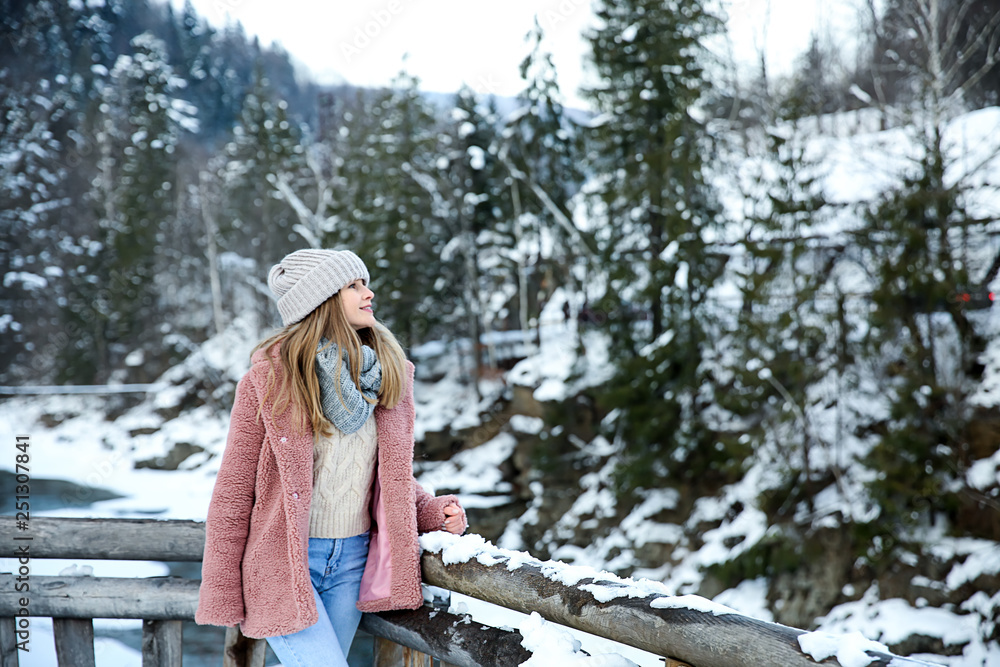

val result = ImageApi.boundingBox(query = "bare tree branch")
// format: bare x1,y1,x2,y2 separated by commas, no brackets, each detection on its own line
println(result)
267,142,343,249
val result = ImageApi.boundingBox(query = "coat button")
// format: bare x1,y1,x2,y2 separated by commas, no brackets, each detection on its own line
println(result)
280,437,288,443
292,492,299,499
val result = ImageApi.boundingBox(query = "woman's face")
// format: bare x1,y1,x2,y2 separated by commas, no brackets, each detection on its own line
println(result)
339,279,376,330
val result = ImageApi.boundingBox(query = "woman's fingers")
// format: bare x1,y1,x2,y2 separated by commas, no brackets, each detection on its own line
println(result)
442,504,466,534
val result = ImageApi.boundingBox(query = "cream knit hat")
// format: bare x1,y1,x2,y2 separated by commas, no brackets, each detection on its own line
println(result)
267,249,370,326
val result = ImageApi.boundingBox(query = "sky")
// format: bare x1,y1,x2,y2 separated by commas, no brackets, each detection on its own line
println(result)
174,0,865,110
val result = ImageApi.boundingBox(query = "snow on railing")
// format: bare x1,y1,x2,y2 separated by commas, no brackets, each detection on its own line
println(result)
418,532,945,667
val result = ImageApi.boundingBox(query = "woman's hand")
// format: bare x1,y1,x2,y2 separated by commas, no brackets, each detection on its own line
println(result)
442,503,466,534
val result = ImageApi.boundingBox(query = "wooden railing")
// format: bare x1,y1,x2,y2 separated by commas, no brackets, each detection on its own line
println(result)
0,517,518,667
0,517,943,667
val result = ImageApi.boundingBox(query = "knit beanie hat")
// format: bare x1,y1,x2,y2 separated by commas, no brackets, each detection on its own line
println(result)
267,249,370,326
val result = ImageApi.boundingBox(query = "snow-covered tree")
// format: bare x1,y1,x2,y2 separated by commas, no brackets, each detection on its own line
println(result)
584,0,729,489
0,76,72,381
501,21,587,335
435,86,514,384
348,71,447,348
62,33,192,382
857,150,989,537
219,64,304,258
717,120,841,518
0,0,102,383
844,0,1000,541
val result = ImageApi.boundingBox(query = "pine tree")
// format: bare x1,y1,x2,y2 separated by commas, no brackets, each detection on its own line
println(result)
219,63,304,258
176,0,228,135
0,0,314,381
0,76,72,382
720,120,839,509
62,33,190,382
350,71,446,349
851,0,998,544
436,86,514,383
857,147,984,537
584,0,728,489
782,33,843,121
502,21,586,333
0,0,104,383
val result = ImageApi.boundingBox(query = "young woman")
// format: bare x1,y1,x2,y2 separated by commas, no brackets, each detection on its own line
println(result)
196,248,467,667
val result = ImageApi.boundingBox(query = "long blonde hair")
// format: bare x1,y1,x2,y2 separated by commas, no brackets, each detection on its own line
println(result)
254,292,407,437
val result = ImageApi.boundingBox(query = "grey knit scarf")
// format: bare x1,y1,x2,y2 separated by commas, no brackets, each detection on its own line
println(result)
315,338,382,434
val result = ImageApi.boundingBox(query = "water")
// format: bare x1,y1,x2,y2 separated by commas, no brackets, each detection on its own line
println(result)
0,471,123,513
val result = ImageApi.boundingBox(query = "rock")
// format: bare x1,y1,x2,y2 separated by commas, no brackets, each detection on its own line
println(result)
769,527,855,628
135,442,207,471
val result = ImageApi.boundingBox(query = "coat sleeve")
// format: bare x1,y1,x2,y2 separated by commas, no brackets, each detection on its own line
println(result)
414,484,466,534
195,374,266,627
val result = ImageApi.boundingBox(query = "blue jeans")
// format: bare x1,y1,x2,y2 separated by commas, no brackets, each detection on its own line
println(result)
266,533,371,667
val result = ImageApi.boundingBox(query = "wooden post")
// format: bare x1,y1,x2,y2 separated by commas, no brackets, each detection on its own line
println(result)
373,636,404,667
52,618,95,667
360,607,531,667
0,617,19,667
141,619,182,667
402,646,433,666
222,626,266,667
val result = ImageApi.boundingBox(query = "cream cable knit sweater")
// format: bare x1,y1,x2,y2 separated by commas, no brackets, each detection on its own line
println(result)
308,414,378,538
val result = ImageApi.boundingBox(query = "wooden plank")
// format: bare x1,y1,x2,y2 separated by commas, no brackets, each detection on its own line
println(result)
0,517,205,561
222,625,266,667
0,575,199,620
373,636,404,667
0,617,19,667
402,646,432,666
420,551,942,667
142,619,182,667
53,618,95,667
360,606,530,667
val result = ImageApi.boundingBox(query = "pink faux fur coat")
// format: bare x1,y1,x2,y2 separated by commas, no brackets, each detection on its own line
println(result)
195,344,464,638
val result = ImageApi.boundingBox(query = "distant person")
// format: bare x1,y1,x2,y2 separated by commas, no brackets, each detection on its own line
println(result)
196,249,467,667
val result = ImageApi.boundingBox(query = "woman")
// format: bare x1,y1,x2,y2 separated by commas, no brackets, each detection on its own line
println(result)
196,248,467,667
